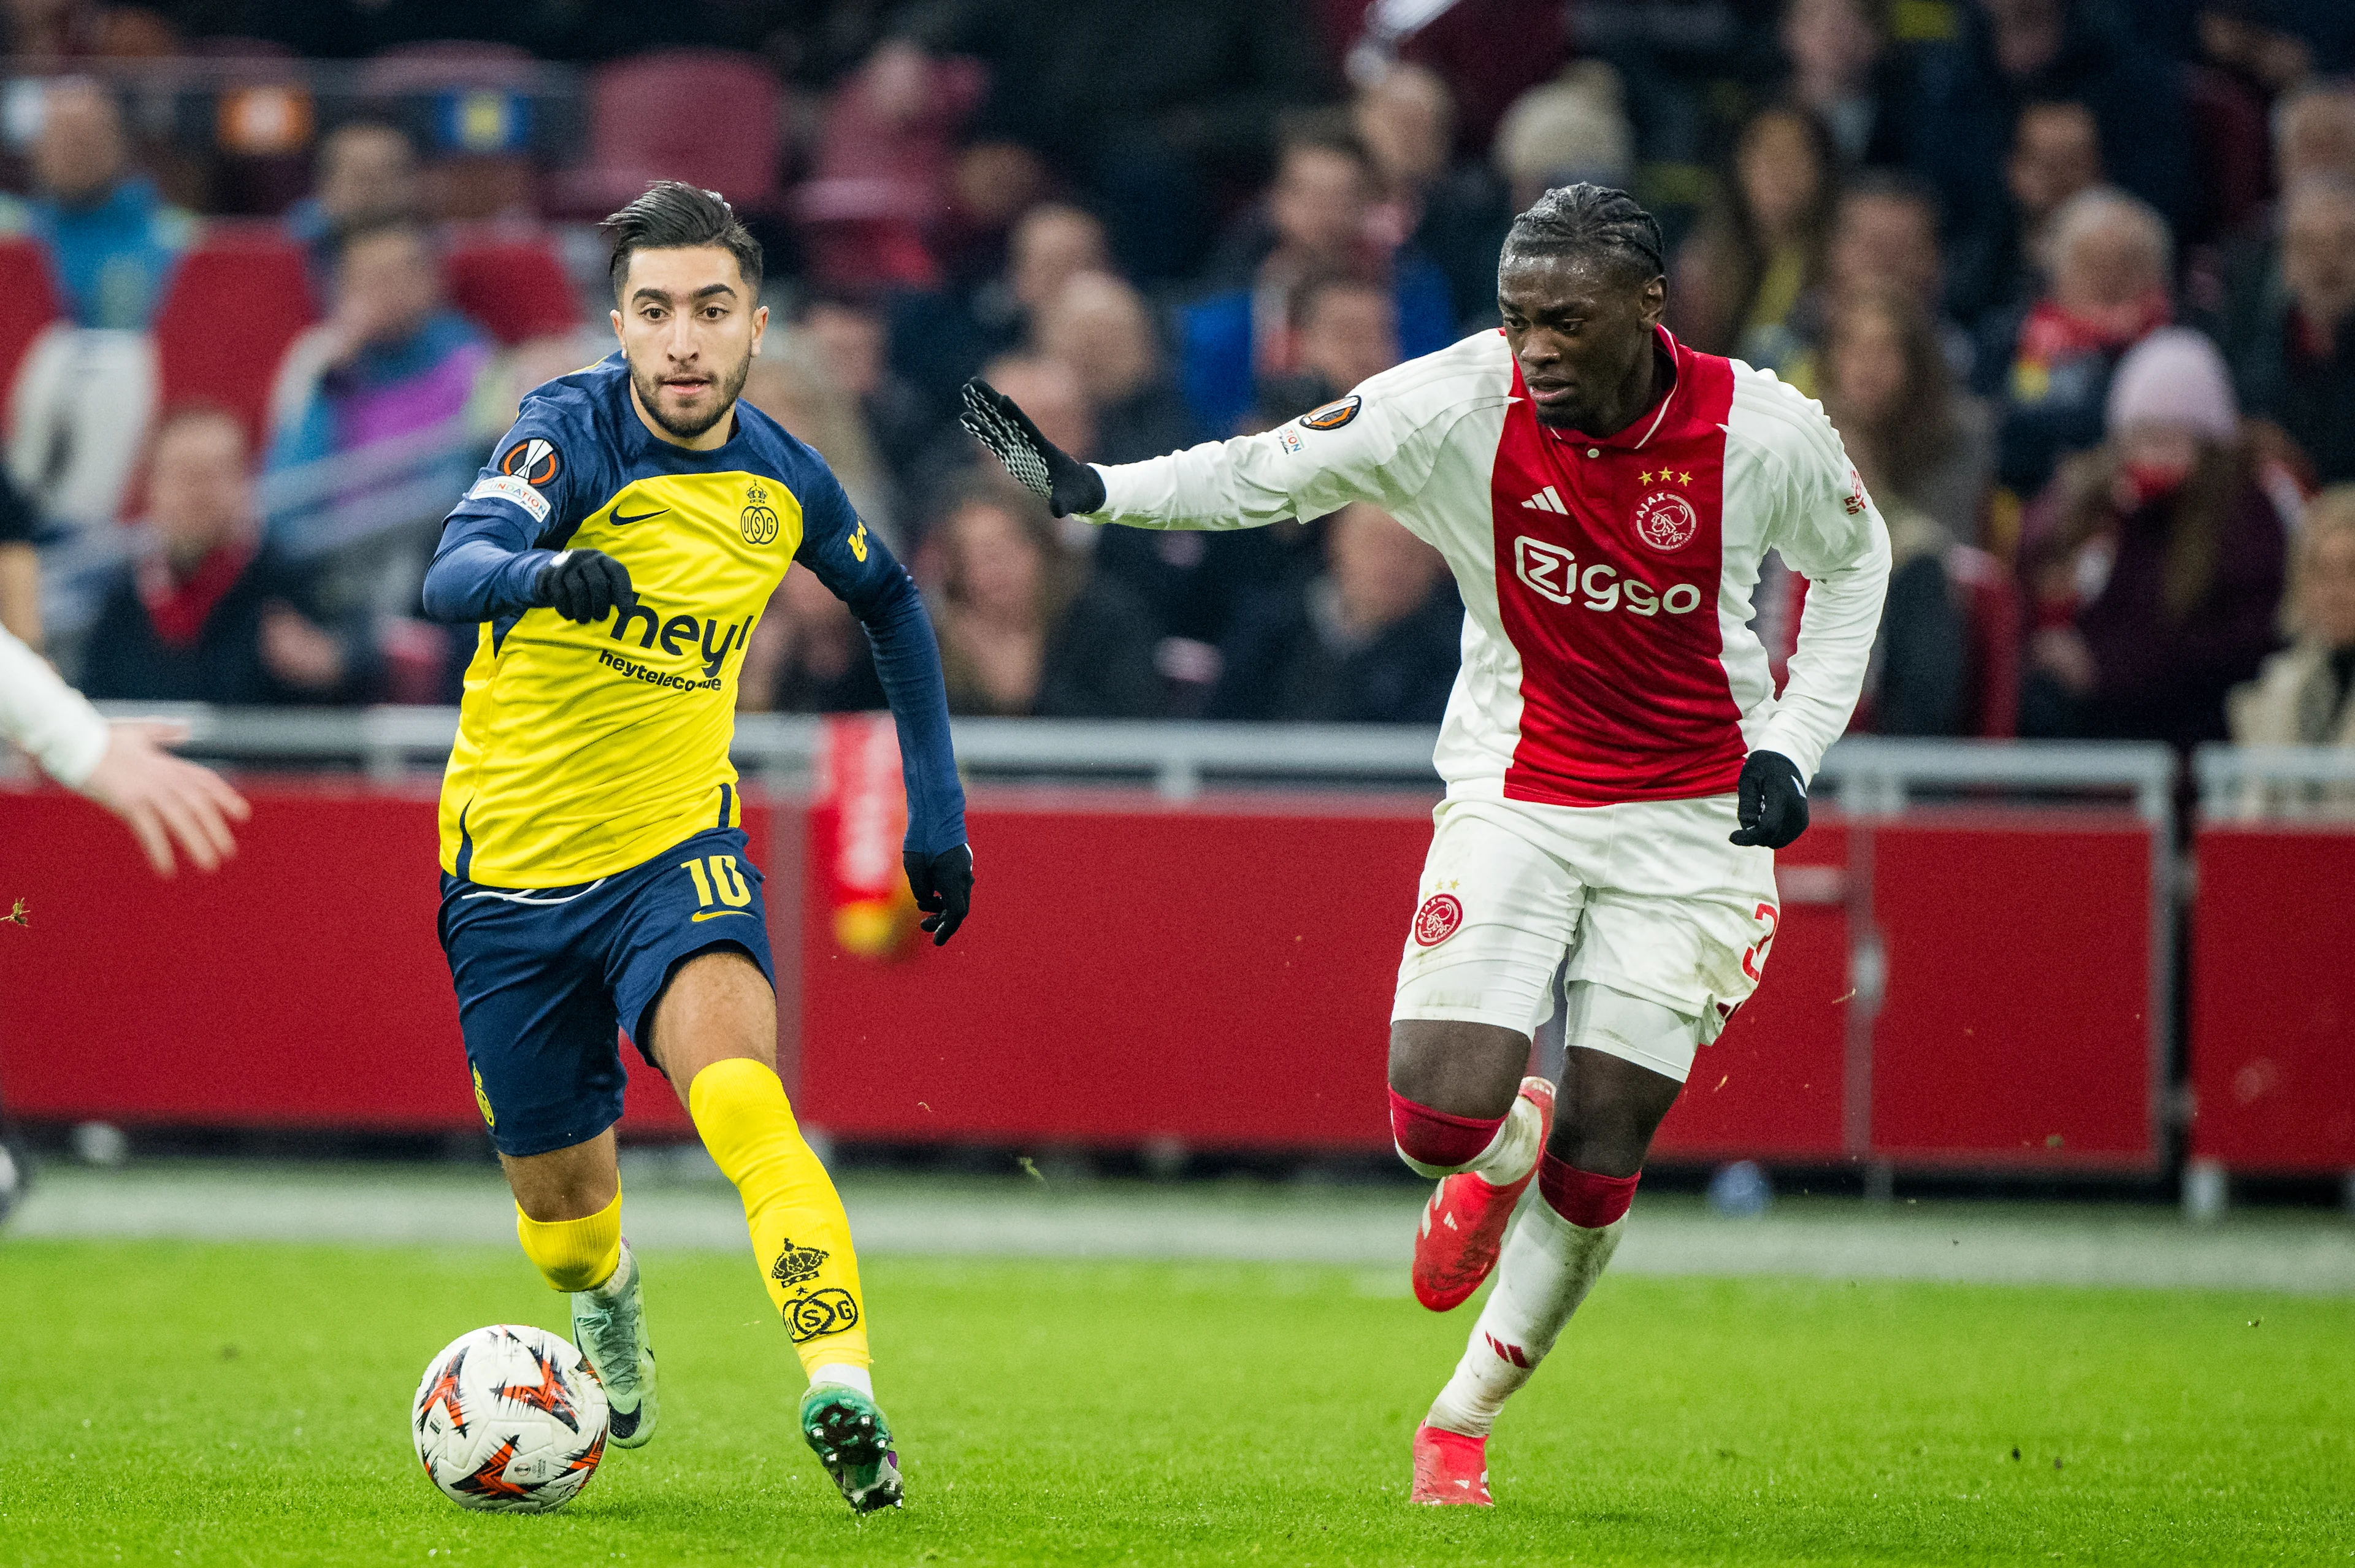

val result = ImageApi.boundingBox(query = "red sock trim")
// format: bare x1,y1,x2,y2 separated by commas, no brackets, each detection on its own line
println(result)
1388,1088,1505,1169
1537,1154,1639,1228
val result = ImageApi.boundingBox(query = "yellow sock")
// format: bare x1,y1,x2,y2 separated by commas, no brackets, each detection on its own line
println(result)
515,1190,621,1293
688,1058,869,1375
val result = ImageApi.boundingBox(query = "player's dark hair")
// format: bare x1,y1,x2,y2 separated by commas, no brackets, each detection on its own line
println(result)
1501,183,1665,283
603,180,764,300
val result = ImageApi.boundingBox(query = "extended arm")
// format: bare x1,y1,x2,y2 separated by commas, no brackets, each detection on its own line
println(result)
0,627,250,874
960,374,1472,534
1764,484,1893,776
799,509,973,944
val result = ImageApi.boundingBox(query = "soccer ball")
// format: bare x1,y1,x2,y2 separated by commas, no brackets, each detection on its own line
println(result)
413,1325,610,1513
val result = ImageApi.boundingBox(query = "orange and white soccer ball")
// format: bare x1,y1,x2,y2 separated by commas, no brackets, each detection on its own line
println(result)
413,1324,610,1513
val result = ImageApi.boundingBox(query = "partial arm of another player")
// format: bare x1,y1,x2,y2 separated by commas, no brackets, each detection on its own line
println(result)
1732,451,1894,849
959,375,1449,532
0,627,250,875
796,515,974,946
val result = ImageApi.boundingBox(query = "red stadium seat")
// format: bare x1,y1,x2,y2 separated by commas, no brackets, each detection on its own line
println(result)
443,231,582,345
150,223,317,449
0,235,61,423
1946,543,2021,739
553,50,784,219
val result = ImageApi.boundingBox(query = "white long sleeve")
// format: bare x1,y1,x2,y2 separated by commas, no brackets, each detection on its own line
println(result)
1090,345,1514,536
0,626,110,787
1737,385,1893,779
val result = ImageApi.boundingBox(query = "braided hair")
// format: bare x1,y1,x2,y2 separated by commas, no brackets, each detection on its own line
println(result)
1501,184,1664,283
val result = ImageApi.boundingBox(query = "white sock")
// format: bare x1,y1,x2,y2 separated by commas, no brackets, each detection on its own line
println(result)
1396,1093,1546,1184
1425,1202,1625,1437
809,1362,873,1398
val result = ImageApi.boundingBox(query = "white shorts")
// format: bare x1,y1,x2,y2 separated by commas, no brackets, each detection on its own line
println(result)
1391,794,1783,1068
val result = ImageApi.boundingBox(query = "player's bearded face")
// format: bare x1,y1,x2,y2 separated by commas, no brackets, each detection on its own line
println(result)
613,247,767,444
1498,254,1667,435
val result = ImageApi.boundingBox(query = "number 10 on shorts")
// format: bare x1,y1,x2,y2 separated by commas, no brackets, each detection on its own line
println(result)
681,854,754,911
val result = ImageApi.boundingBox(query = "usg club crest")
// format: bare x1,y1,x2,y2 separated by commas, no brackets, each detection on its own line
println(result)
741,482,779,545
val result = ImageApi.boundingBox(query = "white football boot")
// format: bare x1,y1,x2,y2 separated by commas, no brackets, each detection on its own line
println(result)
572,1238,658,1448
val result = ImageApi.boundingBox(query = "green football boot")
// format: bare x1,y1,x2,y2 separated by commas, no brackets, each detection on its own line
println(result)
572,1239,658,1448
800,1382,903,1512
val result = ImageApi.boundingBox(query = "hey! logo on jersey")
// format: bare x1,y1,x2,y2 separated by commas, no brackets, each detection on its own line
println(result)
500,438,561,487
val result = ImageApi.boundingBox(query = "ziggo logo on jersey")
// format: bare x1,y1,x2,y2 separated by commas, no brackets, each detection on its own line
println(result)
1514,536,1702,616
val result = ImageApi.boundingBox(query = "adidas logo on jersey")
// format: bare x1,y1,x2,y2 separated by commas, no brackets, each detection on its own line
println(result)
1518,486,1569,514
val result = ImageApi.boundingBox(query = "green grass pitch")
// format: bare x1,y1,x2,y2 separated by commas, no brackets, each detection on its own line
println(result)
1,1238,2348,1566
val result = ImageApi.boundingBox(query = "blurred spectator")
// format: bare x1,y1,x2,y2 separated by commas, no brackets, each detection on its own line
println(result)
1912,0,2191,325
267,221,495,471
1818,171,1975,381
1343,0,1568,158
1981,186,2173,499
1779,0,1908,168
1185,124,1453,435
2018,328,2286,749
1950,98,2107,323
741,343,895,545
0,465,37,648
800,296,933,486
887,202,1109,421
1819,286,1997,735
2227,175,2355,486
929,482,1160,719
1821,285,1994,547
1355,63,1511,330
1492,61,1636,212
1253,274,1402,424
0,78,194,330
80,406,372,705
921,0,1329,281
796,40,986,293
1674,105,1838,371
2,1,175,58
282,120,421,282
1212,501,1460,722
738,563,887,716
1035,272,1196,464
2229,485,2355,746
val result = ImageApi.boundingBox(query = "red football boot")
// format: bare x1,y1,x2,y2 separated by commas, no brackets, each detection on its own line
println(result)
1411,1423,1493,1505
1412,1074,1556,1312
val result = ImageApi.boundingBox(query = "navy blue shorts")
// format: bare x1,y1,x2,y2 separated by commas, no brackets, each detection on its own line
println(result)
438,825,776,1158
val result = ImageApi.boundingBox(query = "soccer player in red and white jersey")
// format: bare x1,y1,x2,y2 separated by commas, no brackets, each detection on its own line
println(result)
962,184,1889,1505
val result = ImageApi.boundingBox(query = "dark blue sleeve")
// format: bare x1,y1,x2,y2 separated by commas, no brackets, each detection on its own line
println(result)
792,476,967,857
420,415,580,623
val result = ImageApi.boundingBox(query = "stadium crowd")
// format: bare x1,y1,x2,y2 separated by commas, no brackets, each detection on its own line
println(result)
3,0,2354,752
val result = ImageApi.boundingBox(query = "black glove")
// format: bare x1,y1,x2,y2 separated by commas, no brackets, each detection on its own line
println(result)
536,549,637,624
959,378,1107,518
1728,750,1810,849
904,843,975,946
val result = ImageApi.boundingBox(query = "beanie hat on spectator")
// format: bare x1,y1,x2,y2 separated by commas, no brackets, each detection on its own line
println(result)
2105,327,2238,442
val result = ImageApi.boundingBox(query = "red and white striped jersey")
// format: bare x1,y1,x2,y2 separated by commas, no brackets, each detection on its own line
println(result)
1089,327,1891,806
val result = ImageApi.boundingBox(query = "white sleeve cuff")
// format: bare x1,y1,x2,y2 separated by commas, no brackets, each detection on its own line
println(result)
0,630,112,788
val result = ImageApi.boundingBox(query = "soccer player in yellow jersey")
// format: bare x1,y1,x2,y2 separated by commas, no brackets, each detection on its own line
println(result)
421,182,972,1513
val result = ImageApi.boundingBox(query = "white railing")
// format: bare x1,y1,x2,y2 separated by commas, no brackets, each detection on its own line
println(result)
2195,743,2355,821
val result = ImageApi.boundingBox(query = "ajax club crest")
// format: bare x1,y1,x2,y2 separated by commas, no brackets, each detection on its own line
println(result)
1631,489,1698,553
740,483,779,545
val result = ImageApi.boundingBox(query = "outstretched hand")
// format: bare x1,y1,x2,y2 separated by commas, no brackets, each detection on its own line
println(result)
75,721,252,876
903,844,975,946
958,379,1107,518
1728,750,1809,849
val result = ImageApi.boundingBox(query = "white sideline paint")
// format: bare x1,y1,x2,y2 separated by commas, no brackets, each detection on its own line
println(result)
9,1164,2355,1296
